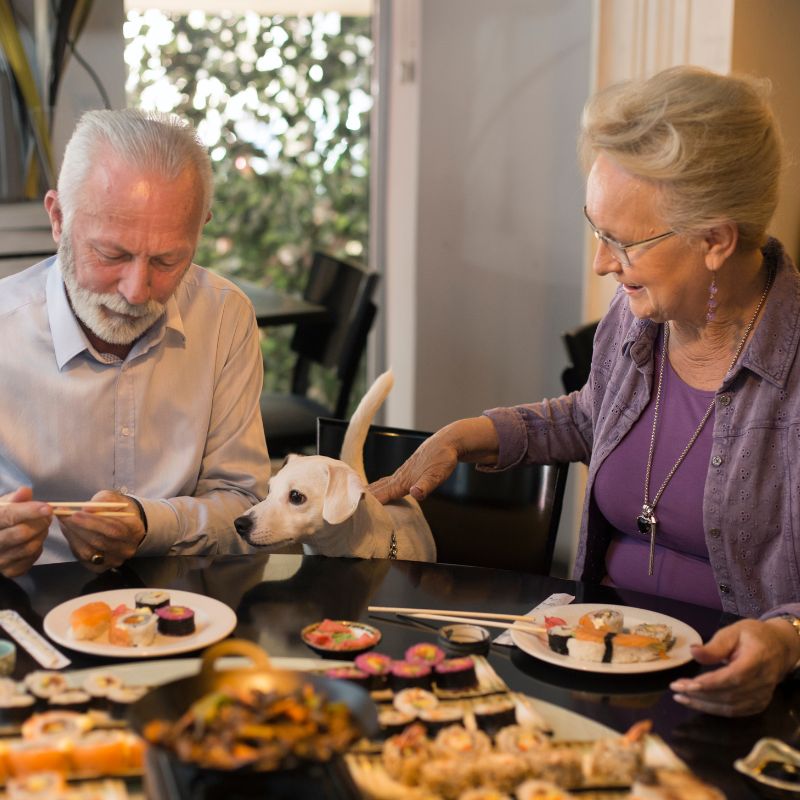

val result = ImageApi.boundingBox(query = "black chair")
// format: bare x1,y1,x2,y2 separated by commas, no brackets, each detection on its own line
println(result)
561,319,600,394
261,253,379,457
317,417,569,575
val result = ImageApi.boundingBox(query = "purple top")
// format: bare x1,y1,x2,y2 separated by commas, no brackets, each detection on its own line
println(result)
483,239,800,620
594,328,722,609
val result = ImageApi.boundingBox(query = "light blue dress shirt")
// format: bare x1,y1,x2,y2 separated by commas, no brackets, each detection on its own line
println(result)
0,256,269,563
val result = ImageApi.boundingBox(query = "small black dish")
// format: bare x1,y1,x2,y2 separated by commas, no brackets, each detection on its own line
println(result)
438,623,491,656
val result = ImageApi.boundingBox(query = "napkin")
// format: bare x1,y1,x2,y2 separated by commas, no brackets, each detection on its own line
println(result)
493,593,575,646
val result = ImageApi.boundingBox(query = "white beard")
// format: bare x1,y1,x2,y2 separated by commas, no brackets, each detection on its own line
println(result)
59,235,166,346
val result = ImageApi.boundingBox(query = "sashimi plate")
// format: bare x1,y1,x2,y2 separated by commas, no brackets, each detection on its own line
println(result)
511,602,702,674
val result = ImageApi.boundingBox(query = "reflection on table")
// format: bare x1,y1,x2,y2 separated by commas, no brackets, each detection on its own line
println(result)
8,554,798,799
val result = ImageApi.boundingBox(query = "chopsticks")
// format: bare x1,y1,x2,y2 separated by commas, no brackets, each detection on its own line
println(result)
0,501,136,518
367,605,546,635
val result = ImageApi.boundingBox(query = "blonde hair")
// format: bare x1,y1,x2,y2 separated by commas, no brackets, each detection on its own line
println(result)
57,108,213,229
579,66,782,251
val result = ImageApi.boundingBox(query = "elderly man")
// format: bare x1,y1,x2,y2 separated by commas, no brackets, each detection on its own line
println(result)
0,109,269,576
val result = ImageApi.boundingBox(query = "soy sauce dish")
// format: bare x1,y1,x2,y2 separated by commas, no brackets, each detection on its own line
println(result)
734,737,800,799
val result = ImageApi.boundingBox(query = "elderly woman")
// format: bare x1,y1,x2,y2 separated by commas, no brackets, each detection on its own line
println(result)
370,66,800,717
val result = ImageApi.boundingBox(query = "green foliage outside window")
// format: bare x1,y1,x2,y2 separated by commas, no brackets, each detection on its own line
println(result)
123,11,372,404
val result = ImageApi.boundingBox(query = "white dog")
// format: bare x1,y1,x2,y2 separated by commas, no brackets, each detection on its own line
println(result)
234,370,437,562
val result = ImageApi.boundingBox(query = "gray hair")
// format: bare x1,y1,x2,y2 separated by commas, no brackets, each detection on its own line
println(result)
579,66,783,252
57,108,213,228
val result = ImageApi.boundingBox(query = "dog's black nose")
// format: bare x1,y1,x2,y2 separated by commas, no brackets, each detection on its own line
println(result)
234,515,252,536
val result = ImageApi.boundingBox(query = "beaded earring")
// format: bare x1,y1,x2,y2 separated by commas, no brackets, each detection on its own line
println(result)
706,274,718,322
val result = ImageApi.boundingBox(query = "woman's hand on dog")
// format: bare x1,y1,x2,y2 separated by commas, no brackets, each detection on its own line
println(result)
368,416,499,504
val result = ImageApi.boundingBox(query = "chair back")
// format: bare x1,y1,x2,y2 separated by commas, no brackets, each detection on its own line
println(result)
290,252,379,418
561,319,599,394
317,417,569,574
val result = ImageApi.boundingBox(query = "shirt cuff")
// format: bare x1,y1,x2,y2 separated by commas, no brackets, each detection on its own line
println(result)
133,498,181,556
481,407,529,470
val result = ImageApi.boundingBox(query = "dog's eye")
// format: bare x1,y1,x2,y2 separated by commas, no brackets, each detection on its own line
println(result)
288,490,306,506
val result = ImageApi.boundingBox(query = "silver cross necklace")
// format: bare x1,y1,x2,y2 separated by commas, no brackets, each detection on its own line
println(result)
637,270,773,575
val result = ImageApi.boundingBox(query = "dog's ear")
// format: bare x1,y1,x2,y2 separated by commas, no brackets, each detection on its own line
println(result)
322,463,364,524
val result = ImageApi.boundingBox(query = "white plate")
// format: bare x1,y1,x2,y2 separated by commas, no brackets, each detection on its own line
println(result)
510,602,702,674
43,589,237,659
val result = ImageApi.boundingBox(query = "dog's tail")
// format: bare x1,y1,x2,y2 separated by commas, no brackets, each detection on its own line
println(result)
340,369,394,482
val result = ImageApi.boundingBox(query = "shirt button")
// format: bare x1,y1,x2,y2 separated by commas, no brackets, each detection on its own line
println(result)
718,394,731,406
121,426,130,436
120,486,129,495
719,583,731,594
711,455,724,467
709,528,721,538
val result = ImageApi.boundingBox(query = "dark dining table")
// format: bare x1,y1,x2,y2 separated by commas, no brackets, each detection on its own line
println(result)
229,275,328,327
4,553,798,799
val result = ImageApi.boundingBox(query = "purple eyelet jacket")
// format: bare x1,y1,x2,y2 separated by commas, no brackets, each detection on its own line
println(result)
485,238,800,620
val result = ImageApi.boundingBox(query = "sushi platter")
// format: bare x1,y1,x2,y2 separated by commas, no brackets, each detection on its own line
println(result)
510,603,702,674
42,589,237,658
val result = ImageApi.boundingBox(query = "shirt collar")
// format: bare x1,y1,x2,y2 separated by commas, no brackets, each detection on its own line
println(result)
46,256,186,369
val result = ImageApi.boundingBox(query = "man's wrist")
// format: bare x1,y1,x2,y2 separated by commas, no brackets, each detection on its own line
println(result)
125,495,148,533
770,615,800,674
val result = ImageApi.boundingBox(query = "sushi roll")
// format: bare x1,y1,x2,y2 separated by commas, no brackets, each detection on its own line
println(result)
23,672,69,703
21,710,90,740
472,751,530,793
546,626,575,656
377,708,416,738
323,666,371,689
71,730,129,776
565,627,610,663
5,771,67,799
631,622,674,648
418,757,475,798
417,705,464,737
431,724,491,759
156,605,196,637
582,719,650,786
405,642,446,668
473,698,518,736
0,693,36,726
577,608,623,633
459,790,514,800
354,652,393,690
47,690,91,713
389,661,433,692
494,724,550,756
134,589,170,613
527,746,584,787
6,738,71,776
434,656,478,691
608,632,666,664
106,685,149,720
69,601,112,641
109,609,157,647
382,723,432,785
393,687,439,717
82,672,124,707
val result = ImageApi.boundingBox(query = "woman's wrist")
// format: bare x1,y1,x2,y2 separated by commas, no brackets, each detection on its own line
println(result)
438,417,499,464
765,616,800,675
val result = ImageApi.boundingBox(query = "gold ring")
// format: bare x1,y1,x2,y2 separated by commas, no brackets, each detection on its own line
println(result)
90,552,105,566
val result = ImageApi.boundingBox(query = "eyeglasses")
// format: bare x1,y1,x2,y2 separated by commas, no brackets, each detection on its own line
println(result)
583,206,676,268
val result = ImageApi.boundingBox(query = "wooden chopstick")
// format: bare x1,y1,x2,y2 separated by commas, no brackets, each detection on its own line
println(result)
402,612,545,636
52,510,136,518
368,605,547,625
0,501,129,509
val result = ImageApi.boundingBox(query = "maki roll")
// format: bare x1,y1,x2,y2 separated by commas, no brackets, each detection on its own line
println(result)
417,705,464,737
378,708,416,738
47,690,91,713
389,661,432,692
0,692,35,725
354,652,393,690
494,724,549,756
6,739,71,776
434,656,478,691
431,724,491,759
82,672,124,708
516,778,577,800
323,666,371,689
473,698,518,736
24,672,69,703
71,729,130,776
419,757,475,798
405,642,446,668
109,609,157,647
5,772,67,799
631,622,674,647
546,626,574,656
134,589,170,613
156,605,196,637
393,687,438,717
382,723,432,785
578,608,623,633
459,790,514,800
106,684,149,720
21,709,90,740
471,752,530,793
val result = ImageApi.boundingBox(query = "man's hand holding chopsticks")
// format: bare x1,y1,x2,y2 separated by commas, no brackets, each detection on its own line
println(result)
0,487,53,577
58,490,146,572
